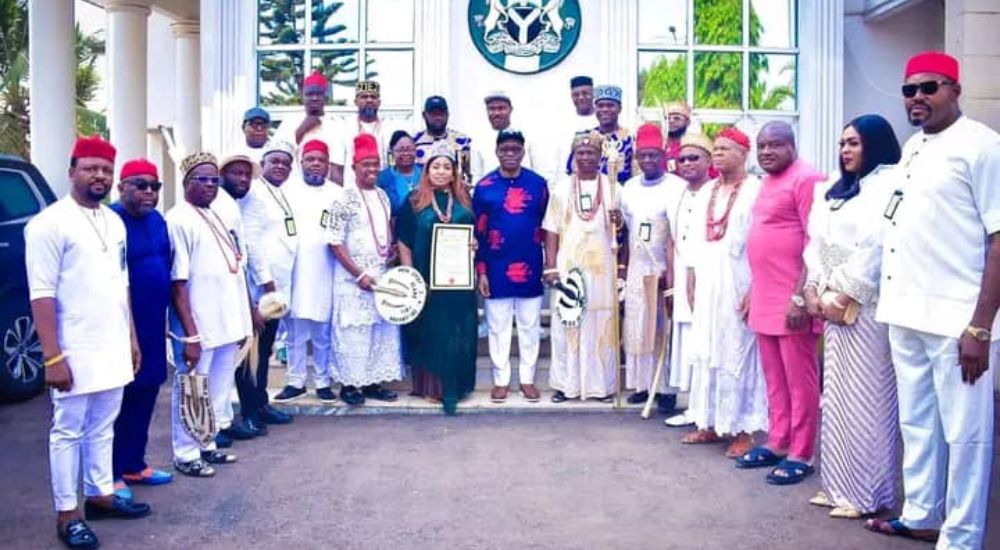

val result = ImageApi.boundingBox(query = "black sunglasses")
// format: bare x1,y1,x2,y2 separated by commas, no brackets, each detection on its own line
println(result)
191,175,220,185
677,154,703,164
125,179,163,192
901,80,952,98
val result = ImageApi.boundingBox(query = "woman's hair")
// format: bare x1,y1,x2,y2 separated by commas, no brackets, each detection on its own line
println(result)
389,130,412,150
826,114,901,201
409,154,472,212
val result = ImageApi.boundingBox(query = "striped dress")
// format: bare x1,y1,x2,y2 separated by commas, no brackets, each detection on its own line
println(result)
804,166,900,514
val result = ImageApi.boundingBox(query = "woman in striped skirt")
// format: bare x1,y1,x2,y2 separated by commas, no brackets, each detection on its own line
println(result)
802,115,901,519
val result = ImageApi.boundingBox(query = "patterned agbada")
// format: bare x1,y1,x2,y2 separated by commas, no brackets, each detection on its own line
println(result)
473,168,549,299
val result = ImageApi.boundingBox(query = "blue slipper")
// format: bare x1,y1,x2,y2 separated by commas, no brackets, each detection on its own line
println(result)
122,468,173,486
766,459,814,485
735,446,785,469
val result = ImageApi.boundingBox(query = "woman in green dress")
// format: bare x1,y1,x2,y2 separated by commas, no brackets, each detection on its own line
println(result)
396,145,478,415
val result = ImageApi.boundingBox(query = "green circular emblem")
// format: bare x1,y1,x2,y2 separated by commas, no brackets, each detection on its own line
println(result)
468,0,582,75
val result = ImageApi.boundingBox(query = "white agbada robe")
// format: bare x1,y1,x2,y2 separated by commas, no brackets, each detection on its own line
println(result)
327,185,403,387
25,197,132,511
686,176,769,435
543,174,619,399
620,172,684,393
667,180,709,391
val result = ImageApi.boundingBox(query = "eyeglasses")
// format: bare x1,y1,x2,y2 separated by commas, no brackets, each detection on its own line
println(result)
677,154,703,164
497,147,524,156
125,179,163,192
191,175,220,185
901,80,953,98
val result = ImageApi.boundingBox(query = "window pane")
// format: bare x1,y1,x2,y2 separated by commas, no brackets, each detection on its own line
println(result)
637,51,687,108
311,50,359,106
694,0,743,46
0,169,41,222
258,0,306,46
750,0,796,47
258,50,305,107
312,0,359,44
365,50,414,106
694,52,742,109
750,53,796,111
367,0,414,42
638,0,687,45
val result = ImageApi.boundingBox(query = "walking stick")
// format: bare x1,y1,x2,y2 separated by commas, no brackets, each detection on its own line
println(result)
641,291,672,419
604,138,624,410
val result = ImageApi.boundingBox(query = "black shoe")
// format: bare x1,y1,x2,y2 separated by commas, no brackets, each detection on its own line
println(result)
214,431,233,449
656,393,677,415
273,385,307,402
243,417,268,436
340,386,365,406
58,519,99,550
220,422,256,441
84,495,151,521
316,386,337,402
259,404,293,425
550,390,568,403
362,384,398,402
627,390,649,404
201,450,237,464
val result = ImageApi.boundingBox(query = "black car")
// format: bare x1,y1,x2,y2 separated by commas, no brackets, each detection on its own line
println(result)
0,154,57,403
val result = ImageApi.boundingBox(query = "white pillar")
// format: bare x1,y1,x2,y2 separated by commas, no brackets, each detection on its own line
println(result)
28,0,75,196
799,0,844,176
107,2,150,168
200,0,257,156
171,21,201,157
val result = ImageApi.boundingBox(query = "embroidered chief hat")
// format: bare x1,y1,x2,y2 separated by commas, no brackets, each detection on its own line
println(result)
679,133,713,155
355,80,380,97
571,130,605,152
663,101,692,119
594,85,622,105
180,152,218,180
263,140,296,161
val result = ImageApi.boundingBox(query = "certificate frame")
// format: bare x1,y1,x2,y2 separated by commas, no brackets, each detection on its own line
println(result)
430,223,475,290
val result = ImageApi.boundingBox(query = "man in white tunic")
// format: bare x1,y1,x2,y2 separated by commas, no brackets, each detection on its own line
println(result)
620,123,684,414
865,51,1000,550
329,80,398,186
27,135,151,549
328,134,403,405
664,134,714,428
272,140,341,403
167,153,253,477
543,131,622,403
475,91,543,177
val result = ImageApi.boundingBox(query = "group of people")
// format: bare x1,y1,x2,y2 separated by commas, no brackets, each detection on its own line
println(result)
26,50,997,550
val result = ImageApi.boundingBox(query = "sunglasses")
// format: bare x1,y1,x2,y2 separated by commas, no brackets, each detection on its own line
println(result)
677,154,703,164
125,179,163,192
191,175,220,185
901,80,952,98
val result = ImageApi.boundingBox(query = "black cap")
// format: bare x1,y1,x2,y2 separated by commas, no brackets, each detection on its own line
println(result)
424,95,448,112
496,129,525,146
570,75,593,88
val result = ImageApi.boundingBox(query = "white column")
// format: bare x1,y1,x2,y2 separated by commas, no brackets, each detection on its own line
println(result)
416,0,451,101
946,0,1000,129
28,0,75,196
799,0,844,176
107,2,151,168
200,0,256,156
171,21,201,157
600,0,638,130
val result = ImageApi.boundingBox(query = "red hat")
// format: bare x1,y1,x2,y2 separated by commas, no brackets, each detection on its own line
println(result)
635,123,664,151
353,133,379,164
71,134,116,163
904,51,959,82
119,158,159,181
303,71,328,90
301,139,329,157
717,127,751,150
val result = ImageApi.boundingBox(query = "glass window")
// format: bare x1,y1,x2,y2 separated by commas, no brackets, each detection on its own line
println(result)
258,0,306,46
258,50,305,107
0,170,41,223
311,50,360,105
311,0,359,44
750,53,796,111
366,0,414,43
750,0,796,48
366,50,414,106
694,0,742,46
694,52,742,109
638,0,687,46
638,51,687,107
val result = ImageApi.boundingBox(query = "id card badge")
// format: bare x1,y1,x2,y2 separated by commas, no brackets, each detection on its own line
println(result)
639,222,652,242
580,193,593,213
284,216,297,236
320,210,332,228
883,190,904,220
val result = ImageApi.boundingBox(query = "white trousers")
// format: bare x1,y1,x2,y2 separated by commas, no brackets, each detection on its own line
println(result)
485,296,542,386
286,317,333,389
50,387,124,511
889,326,995,550
171,343,238,463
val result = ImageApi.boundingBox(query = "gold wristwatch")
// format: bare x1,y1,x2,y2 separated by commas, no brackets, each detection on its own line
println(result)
964,325,991,342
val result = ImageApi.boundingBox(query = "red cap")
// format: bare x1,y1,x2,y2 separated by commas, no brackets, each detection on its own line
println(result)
353,133,379,164
119,158,159,181
303,71,328,90
717,127,751,150
904,51,959,82
635,123,664,151
71,134,116,163
301,139,329,157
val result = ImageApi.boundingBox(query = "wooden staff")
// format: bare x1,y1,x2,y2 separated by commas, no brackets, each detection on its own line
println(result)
641,289,673,419
604,137,624,410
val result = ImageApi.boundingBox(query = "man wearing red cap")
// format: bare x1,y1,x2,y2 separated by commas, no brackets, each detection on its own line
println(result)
864,51,1000,550
25,135,151,549
109,159,174,497
327,134,403,405
274,71,337,177
619,123,685,413
271,139,342,404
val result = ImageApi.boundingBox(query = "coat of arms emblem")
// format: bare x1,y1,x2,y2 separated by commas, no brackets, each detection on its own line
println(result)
469,0,581,74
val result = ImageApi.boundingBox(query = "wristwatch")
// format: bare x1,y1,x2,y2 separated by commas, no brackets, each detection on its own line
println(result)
790,294,806,308
964,325,991,342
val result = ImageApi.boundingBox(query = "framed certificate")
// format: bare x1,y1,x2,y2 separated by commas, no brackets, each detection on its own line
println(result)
430,223,475,290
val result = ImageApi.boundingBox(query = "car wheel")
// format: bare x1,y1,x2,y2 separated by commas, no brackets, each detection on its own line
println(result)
0,314,45,403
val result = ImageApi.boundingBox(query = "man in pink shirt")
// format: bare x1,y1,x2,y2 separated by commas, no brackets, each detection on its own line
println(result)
737,121,825,485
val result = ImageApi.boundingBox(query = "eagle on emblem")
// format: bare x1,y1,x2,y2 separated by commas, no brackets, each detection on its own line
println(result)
482,0,566,45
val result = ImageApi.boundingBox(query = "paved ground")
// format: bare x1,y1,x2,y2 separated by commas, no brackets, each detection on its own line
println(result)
1,392,998,550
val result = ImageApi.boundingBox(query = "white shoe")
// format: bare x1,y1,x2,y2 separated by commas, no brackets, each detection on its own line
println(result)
664,411,693,427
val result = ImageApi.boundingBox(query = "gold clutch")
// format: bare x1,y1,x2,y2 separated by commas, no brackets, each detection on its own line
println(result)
821,291,859,326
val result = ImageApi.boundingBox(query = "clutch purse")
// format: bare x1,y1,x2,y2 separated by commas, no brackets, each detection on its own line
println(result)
820,291,859,326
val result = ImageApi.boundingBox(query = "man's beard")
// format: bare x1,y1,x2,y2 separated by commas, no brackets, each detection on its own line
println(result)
427,121,447,135
247,136,267,148
303,172,326,186
85,186,110,203
359,106,378,120
667,127,687,139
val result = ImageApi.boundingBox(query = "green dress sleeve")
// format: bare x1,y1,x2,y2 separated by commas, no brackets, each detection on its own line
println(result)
396,195,416,250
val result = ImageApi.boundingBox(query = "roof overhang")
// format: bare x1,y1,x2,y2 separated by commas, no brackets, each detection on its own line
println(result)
81,0,199,22
863,0,932,21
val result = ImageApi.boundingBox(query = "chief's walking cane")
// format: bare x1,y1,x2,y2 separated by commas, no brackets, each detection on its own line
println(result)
641,290,673,419
604,139,624,410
